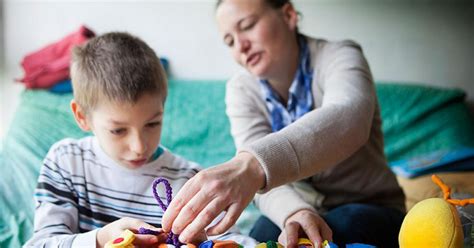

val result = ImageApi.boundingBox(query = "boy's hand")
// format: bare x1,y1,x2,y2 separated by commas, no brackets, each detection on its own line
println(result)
278,209,333,248
96,217,166,248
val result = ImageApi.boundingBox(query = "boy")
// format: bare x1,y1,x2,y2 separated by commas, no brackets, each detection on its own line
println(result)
24,32,256,248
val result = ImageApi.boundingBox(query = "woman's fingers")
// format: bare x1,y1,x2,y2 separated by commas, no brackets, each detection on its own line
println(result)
178,198,224,243
318,220,333,243
279,209,333,248
163,154,264,242
205,201,243,236
171,184,213,235
162,176,201,232
279,221,300,247
301,221,323,248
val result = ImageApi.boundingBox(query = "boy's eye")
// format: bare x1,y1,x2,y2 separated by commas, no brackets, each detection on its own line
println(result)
110,128,126,135
146,122,161,128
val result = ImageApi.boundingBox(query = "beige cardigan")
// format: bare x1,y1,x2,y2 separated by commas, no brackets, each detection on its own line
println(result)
225,36,405,229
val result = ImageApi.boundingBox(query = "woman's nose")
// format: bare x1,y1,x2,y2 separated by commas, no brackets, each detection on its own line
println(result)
236,37,250,53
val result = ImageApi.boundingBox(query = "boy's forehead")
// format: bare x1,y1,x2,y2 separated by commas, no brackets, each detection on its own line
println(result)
91,95,164,122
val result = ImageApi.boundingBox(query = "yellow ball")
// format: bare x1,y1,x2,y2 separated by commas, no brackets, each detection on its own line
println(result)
399,198,463,248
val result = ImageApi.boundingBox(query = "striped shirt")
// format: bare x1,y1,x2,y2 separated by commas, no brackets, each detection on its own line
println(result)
24,136,256,247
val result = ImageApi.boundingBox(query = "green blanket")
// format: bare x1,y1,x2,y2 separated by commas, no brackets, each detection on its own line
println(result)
1,80,473,247
378,83,474,162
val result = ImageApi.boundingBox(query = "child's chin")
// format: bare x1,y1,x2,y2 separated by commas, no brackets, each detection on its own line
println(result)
121,162,145,170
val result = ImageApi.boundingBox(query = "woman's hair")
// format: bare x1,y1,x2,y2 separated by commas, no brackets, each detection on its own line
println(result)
216,0,292,9
216,0,301,33
216,0,291,9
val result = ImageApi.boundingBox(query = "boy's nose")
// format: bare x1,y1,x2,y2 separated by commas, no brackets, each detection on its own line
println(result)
130,135,147,156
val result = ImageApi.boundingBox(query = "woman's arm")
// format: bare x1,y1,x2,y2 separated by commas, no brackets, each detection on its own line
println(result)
239,40,376,192
162,41,376,241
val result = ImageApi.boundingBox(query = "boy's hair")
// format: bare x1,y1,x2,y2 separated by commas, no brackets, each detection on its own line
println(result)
71,32,167,113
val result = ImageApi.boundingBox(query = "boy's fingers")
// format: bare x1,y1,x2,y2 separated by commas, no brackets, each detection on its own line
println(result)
133,234,161,245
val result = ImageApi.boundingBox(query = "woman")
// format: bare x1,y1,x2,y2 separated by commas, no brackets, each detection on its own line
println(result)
162,0,405,247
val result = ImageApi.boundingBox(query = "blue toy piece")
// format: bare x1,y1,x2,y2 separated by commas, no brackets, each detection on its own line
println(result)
199,240,214,248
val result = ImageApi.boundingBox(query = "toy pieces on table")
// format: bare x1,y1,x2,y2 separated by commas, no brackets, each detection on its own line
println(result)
322,240,338,248
321,240,376,248
158,244,198,248
105,229,135,248
297,238,314,248
255,238,312,248
255,240,283,248
198,240,242,248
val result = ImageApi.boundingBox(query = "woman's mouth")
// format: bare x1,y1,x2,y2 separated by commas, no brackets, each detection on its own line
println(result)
246,52,261,67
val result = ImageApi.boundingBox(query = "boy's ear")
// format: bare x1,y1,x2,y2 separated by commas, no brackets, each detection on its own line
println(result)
71,100,91,131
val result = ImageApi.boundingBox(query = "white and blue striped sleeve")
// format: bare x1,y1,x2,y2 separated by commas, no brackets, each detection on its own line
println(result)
23,143,97,248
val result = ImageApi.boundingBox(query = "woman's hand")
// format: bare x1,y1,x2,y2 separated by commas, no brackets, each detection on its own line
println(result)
278,209,333,248
96,217,166,248
162,152,265,243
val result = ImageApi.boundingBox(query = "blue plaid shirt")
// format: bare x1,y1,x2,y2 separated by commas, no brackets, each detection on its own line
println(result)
259,36,314,132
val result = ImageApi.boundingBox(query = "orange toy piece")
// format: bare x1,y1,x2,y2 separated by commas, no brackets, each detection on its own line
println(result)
213,240,242,248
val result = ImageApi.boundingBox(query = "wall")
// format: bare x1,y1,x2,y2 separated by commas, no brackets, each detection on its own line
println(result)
297,0,474,99
1,0,473,138
0,0,5,141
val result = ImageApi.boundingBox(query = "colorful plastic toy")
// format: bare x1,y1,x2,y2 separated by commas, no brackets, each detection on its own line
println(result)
105,229,135,248
255,240,283,248
297,238,313,247
199,240,242,248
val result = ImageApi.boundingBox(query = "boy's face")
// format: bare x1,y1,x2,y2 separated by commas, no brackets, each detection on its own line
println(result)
72,93,164,170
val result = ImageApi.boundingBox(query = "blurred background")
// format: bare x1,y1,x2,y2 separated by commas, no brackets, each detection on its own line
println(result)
1,0,473,139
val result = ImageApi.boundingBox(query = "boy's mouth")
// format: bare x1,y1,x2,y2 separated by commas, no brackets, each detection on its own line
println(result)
128,158,147,167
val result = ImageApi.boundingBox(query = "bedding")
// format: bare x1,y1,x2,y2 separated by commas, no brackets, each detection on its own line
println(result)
1,80,474,247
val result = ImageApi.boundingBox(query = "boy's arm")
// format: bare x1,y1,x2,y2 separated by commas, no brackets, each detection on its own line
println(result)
23,198,98,247
23,146,98,247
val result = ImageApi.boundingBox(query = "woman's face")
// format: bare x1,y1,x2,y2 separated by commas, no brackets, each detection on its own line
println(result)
216,0,298,79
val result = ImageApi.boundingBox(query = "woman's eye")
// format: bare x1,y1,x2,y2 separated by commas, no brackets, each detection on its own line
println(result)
225,38,234,47
240,18,256,31
110,128,126,135
242,21,255,30
146,122,161,128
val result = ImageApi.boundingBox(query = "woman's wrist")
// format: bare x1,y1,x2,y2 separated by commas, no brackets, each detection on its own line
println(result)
235,151,266,190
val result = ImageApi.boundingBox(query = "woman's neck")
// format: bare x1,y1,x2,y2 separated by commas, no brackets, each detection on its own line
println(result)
267,35,300,104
